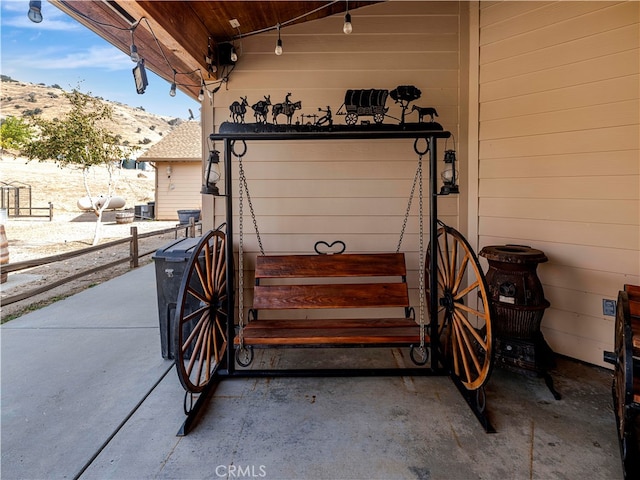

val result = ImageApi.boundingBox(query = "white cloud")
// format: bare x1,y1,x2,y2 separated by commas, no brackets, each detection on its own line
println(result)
8,45,133,72
1,1,81,32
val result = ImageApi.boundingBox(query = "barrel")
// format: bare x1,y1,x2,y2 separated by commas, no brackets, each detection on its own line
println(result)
479,245,550,339
0,224,9,284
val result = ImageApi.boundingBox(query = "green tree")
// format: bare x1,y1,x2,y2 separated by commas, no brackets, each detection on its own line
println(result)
22,88,139,245
0,116,33,153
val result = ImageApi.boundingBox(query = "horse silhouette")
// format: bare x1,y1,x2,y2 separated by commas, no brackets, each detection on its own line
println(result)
411,105,439,123
272,99,302,125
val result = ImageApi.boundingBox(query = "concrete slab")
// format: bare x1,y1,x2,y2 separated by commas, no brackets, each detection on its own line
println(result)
82,353,622,480
0,265,172,479
0,263,625,480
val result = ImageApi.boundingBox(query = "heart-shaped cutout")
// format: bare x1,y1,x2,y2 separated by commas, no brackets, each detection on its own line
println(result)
314,240,346,255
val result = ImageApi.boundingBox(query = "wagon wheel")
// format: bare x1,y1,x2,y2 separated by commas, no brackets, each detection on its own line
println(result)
373,113,385,124
612,291,639,478
174,229,229,393
345,113,358,125
426,225,494,391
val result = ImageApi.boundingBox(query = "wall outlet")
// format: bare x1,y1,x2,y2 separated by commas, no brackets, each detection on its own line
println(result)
603,299,616,317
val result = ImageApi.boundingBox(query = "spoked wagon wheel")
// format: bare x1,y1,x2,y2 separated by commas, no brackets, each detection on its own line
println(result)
611,291,640,478
174,229,229,393
345,112,358,125
426,224,494,391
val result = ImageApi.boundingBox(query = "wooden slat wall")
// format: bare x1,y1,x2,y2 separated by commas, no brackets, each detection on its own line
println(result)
204,1,462,315
155,161,202,220
477,1,640,367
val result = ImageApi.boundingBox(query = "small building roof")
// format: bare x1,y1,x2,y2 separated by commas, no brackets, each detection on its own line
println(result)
140,121,201,161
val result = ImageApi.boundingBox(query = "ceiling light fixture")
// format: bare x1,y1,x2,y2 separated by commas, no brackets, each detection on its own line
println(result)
275,23,283,56
129,28,140,62
169,70,177,97
27,0,43,23
343,0,352,34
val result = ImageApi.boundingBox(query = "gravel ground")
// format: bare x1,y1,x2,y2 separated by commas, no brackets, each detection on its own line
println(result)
0,154,199,323
1,212,193,322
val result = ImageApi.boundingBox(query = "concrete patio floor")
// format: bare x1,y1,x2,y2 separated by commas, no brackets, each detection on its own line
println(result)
1,264,623,479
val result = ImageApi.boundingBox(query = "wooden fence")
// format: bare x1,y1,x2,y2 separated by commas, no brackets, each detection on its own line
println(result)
1,220,201,306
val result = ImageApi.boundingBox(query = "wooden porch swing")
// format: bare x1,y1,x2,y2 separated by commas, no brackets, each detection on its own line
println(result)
171,129,495,435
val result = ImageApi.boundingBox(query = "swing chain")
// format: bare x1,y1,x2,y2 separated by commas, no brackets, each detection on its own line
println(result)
238,154,246,350
398,141,429,359
417,154,426,353
236,145,265,354
396,165,419,254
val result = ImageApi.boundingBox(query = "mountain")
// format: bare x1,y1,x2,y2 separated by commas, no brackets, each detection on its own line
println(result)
0,77,183,151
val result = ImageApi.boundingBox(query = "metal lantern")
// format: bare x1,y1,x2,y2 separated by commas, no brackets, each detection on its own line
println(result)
201,150,221,195
440,149,459,195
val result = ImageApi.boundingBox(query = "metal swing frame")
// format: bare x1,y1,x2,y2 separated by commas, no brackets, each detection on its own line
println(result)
177,128,494,435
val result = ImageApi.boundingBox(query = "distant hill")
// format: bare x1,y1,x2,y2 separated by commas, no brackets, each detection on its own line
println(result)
0,77,184,152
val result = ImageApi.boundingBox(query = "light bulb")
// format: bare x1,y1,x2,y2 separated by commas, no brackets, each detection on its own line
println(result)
230,49,238,62
169,83,177,97
343,13,352,34
28,1,42,23
130,44,140,63
198,88,205,102
275,38,283,56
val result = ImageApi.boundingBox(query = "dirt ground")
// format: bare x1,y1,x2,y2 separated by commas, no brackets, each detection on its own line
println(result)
0,155,196,322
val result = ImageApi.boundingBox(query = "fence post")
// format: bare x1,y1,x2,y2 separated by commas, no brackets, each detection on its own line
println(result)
130,226,139,269
48,202,53,221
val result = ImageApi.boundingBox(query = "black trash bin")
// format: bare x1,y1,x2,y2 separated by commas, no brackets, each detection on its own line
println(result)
153,237,202,359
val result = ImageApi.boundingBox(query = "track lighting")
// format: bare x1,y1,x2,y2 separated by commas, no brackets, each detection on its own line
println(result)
275,24,283,55
28,0,42,23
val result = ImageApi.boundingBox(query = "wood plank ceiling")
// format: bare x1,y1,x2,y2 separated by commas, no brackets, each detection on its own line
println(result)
51,1,378,100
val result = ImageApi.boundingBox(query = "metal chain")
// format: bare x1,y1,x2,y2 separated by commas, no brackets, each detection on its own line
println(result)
397,150,427,353
237,155,246,349
239,162,265,256
396,162,421,254
417,155,426,351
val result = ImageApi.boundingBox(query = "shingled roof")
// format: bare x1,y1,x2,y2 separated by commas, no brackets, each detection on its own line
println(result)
140,121,201,161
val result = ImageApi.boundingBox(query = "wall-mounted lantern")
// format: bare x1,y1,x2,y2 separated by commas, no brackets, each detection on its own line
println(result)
201,150,221,195
440,149,459,195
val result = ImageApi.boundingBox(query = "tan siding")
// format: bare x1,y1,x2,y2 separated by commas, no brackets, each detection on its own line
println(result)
478,1,640,367
155,162,202,220
205,2,463,324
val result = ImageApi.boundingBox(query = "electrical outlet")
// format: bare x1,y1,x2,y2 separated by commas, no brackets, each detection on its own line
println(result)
602,299,616,317
229,19,240,28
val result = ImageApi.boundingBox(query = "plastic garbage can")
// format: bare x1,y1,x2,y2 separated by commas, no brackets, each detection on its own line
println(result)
152,237,202,359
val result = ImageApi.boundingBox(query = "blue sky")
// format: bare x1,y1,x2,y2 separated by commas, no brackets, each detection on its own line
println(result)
1,0,198,119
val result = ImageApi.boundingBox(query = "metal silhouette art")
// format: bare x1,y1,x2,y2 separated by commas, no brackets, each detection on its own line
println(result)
221,85,442,133
411,105,439,123
229,96,248,123
272,93,302,125
337,89,389,125
316,106,333,127
251,95,271,123
390,85,422,125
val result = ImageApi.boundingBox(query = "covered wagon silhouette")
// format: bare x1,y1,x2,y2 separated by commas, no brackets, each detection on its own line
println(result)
337,89,389,125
